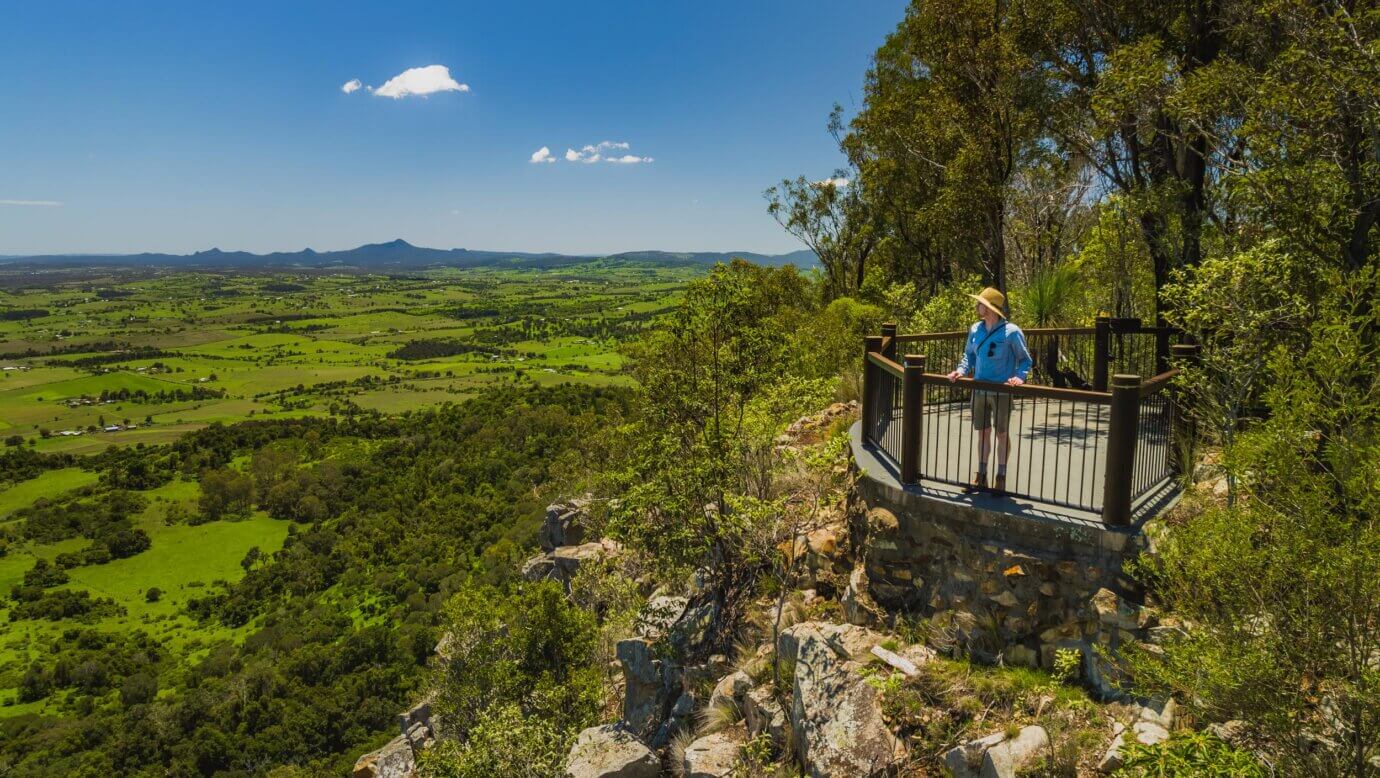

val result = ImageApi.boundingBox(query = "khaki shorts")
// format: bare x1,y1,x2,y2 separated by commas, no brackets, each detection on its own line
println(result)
971,390,1013,433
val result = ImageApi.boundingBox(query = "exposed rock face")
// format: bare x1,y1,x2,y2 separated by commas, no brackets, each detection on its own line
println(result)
681,724,746,777
564,724,660,778
779,621,904,777
522,538,622,586
541,499,589,552
636,594,690,641
352,735,416,778
743,685,790,748
1098,699,1177,772
944,725,1049,778
352,696,437,777
616,638,682,741
709,669,752,711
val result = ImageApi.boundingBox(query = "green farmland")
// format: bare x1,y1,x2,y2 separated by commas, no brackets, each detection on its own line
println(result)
0,261,696,742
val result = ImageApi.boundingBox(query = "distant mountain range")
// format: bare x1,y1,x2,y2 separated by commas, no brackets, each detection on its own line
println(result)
0,239,818,270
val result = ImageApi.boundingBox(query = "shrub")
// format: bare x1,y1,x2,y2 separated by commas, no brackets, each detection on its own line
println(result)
1116,731,1265,777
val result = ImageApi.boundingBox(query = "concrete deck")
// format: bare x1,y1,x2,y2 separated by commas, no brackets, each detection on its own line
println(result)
852,416,1178,549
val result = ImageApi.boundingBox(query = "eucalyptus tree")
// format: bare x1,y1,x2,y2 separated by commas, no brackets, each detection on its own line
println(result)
844,0,1055,293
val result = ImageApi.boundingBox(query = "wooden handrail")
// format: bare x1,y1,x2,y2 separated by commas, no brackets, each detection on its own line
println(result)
893,325,1103,342
1139,368,1180,396
917,373,1113,404
866,351,904,378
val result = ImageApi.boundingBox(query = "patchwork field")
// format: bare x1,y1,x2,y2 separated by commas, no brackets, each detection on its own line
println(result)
0,263,693,453
0,261,698,718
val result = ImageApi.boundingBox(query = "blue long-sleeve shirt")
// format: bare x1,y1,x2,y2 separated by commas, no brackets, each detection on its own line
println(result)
955,319,1032,383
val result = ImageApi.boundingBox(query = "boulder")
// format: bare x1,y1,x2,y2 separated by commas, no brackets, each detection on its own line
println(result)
742,685,790,748
681,724,745,778
709,670,753,711
783,622,904,776
616,638,681,740
352,735,416,778
636,594,689,640
653,691,696,748
944,726,1048,778
521,552,557,582
541,501,588,552
778,621,884,666
564,724,659,778
982,725,1049,777
943,732,1006,778
841,564,886,627
552,539,621,580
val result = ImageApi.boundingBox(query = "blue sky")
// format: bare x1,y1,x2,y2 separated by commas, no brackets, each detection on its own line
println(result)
0,1,907,256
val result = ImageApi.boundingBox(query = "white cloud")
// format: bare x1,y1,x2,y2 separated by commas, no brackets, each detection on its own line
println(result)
0,199,61,206
529,146,556,164
814,177,849,188
341,79,362,94
563,141,650,164
370,65,469,99
566,147,601,163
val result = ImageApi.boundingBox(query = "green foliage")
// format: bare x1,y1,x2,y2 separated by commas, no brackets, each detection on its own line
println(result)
1115,731,1265,777
1163,239,1321,500
906,276,984,334
1,385,626,775
1128,291,1380,776
1052,648,1081,684
432,580,600,741
1018,264,1080,327
420,704,567,778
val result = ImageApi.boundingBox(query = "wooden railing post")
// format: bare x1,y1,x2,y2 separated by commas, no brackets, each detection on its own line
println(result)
901,354,925,484
881,322,898,361
1102,374,1141,525
1093,315,1111,392
862,335,883,440
1169,343,1200,477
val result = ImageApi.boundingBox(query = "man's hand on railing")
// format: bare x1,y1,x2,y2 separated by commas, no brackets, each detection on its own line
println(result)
946,370,962,383
1006,376,1025,386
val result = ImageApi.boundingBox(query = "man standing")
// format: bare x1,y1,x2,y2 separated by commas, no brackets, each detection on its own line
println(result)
946,287,1031,494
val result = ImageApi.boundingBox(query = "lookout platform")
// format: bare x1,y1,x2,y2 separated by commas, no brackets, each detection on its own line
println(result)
858,318,1192,527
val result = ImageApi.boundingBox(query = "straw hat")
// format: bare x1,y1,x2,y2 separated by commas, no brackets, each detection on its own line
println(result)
969,287,1007,318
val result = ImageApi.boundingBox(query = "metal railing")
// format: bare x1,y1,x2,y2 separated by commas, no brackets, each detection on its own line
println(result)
860,324,1195,524
892,316,1173,392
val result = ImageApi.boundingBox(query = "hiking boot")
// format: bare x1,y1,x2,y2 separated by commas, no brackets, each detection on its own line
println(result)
993,474,1007,494
964,472,987,493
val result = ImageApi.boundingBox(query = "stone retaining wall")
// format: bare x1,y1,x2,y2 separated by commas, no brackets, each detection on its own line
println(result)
848,427,1157,697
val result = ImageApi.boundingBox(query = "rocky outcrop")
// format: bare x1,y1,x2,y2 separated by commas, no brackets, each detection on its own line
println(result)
352,698,436,778
352,735,417,778
1098,699,1176,772
564,724,660,778
944,725,1049,778
742,685,790,748
616,637,683,741
681,724,746,777
542,498,589,552
776,401,859,449
523,498,625,587
778,621,904,777
524,538,622,586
